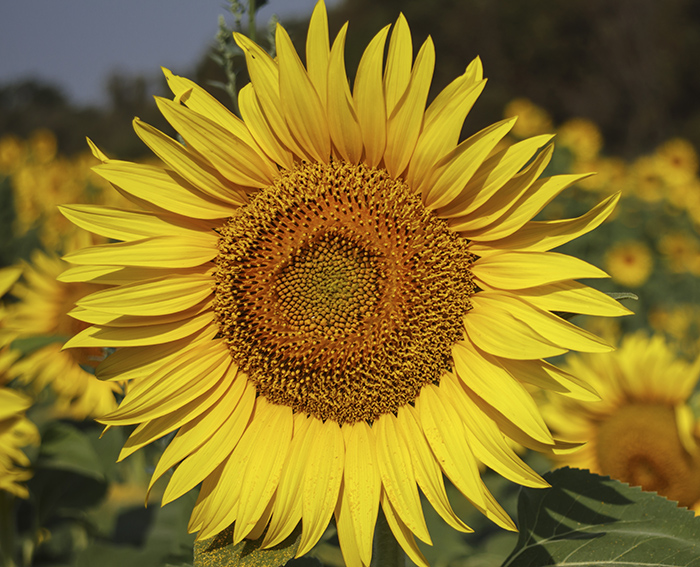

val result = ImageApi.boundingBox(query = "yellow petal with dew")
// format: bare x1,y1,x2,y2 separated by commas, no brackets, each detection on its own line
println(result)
424,118,516,210
234,32,307,159
384,37,435,178
297,417,345,556
156,97,277,187
341,421,381,564
276,24,331,163
375,413,431,545
188,460,225,535
62,235,217,269
232,398,293,545
397,406,473,533
77,273,212,316
163,380,256,506
470,192,620,252
335,486,365,567
380,492,429,567
452,340,553,445
162,67,257,148
238,84,294,170
306,0,330,109
383,14,412,116
262,413,312,548
353,25,390,167
472,250,608,290
133,119,248,206
440,373,548,488
415,384,486,509
463,303,567,360
328,24,363,164
472,291,613,353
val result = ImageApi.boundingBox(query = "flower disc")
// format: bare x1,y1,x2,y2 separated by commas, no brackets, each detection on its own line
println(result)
215,160,475,424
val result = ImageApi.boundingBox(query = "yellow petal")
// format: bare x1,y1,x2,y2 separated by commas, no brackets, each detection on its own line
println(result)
380,492,429,567
262,413,312,548
77,273,212,316
341,421,381,564
514,280,632,317
471,250,608,290
163,380,255,505
62,234,217,269
64,310,214,349
440,373,548,488
374,413,431,544
499,357,599,401
470,192,620,252
232,398,293,545
162,67,257,148
424,118,516,210
407,74,486,190
353,25,390,167
463,302,567,360
415,384,486,509
276,24,330,163
86,138,109,162
156,97,278,187
452,340,553,445
306,0,330,109
335,486,366,567
397,406,473,533
234,32,307,159
471,291,613,353
297,417,345,556
383,14,412,116
327,24,363,164
442,144,553,224
238,84,294,170
59,204,211,242
384,37,435,178
132,119,248,207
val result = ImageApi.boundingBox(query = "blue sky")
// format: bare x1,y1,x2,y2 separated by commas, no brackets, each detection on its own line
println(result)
1,0,340,107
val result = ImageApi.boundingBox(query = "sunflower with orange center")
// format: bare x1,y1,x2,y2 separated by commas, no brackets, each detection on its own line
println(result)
544,332,700,512
61,3,628,565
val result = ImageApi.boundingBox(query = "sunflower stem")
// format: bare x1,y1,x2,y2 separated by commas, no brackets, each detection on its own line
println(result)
372,509,404,567
247,0,256,42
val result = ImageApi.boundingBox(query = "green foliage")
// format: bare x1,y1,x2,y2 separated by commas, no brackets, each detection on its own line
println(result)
504,467,700,566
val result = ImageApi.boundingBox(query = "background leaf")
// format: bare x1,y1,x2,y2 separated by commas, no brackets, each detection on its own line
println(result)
504,467,700,566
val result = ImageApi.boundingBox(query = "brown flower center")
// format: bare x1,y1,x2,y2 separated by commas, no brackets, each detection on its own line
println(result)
214,161,475,424
596,403,700,508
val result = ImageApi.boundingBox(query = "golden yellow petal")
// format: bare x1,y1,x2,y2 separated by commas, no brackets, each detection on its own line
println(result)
380,491,430,567
353,25,390,167
335,485,366,567
513,280,633,317
276,24,331,164
305,0,330,109
383,14,412,116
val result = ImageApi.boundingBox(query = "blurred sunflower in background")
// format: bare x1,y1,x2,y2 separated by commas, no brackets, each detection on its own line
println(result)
61,2,628,565
544,332,700,511
2,232,122,420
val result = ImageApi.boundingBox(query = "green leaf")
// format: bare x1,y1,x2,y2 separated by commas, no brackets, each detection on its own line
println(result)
10,334,68,355
503,467,700,566
37,421,107,480
194,524,301,567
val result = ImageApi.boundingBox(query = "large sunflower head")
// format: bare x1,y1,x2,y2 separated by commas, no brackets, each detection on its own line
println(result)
544,332,700,511
61,3,629,565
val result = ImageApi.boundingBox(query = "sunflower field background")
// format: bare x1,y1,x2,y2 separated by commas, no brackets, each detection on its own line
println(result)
2,1,700,566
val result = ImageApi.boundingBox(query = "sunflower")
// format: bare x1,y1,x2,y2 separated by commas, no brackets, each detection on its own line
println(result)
3,238,121,420
603,240,653,288
0,388,40,499
61,3,628,565
544,333,700,511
